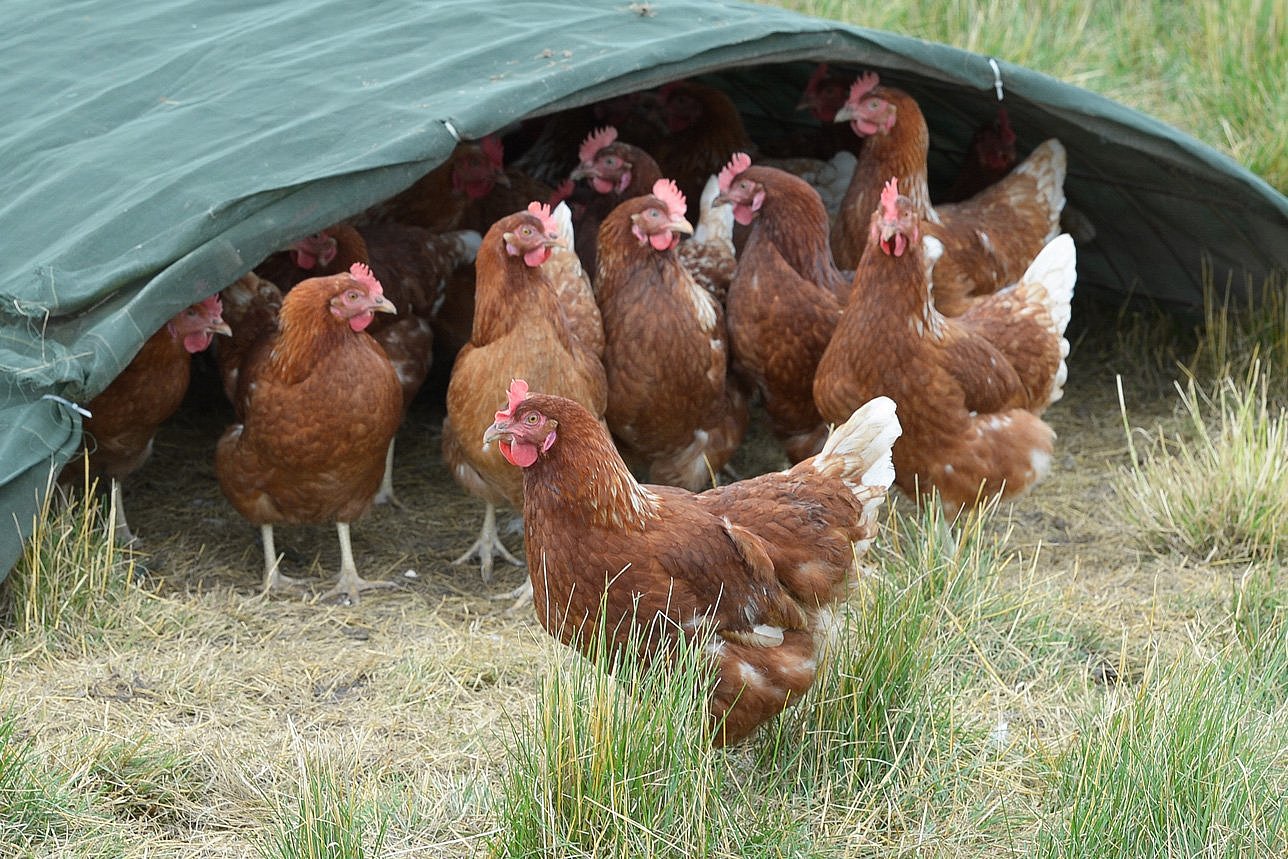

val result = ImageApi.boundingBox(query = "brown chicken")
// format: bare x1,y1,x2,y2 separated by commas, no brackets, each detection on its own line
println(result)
569,125,664,278
831,73,1066,316
68,297,230,542
217,273,282,405
441,203,607,582
653,80,755,212
714,153,851,463
595,178,746,490
677,174,738,307
815,179,1076,513
245,222,478,504
215,264,402,603
366,136,509,234
483,380,900,746
940,105,1019,203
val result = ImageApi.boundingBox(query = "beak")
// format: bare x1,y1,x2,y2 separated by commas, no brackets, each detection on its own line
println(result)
210,320,233,337
493,170,512,188
482,420,509,445
794,94,813,112
670,216,695,236
712,192,732,208
569,163,593,180
833,103,856,124
373,296,397,314
544,234,566,249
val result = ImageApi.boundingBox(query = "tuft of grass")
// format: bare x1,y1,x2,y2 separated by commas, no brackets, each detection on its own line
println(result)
1038,652,1288,858
1231,563,1287,696
258,753,388,859
491,616,737,858
75,734,208,827
1188,269,1288,403
1115,363,1288,563
2,473,145,652
0,712,119,854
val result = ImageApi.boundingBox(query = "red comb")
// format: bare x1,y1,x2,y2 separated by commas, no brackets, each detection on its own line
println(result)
880,177,900,220
549,178,574,206
495,379,529,422
526,200,557,237
804,62,829,96
480,134,504,168
348,262,383,295
717,152,752,194
197,294,223,316
651,178,687,220
578,126,617,164
995,106,1016,144
849,71,880,102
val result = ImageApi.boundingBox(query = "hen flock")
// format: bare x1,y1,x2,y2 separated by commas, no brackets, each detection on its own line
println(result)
68,67,1080,746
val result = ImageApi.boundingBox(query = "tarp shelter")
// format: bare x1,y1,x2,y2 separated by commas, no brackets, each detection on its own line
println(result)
2,0,1286,580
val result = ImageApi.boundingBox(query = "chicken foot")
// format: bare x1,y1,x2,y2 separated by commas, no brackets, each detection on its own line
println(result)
318,522,398,605
372,438,403,508
453,502,523,583
108,478,137,545
260,523,310,594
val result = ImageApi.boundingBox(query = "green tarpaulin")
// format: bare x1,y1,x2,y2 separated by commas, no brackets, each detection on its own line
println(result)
2,0,1285,578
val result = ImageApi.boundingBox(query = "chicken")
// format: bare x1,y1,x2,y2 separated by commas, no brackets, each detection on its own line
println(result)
510,93,667,189
831,72,1066,316
545,201,605,361
653,80,755,211
365,136,509,234
760,62,867,161
939,105,1019,203
568,125,664,279
215,263,402,603
441,203,607,582
677,174,738,306
246,222,480,504
595,178,746,490
714,153,851,462
483,380,900,746
217,273,282,405
815,179,1076,513
67,297,230,542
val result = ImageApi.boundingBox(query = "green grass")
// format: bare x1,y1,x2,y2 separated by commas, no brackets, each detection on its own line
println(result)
1,474,148,654
491,616,739,858
1115,363,1288,563
1038,652,1288,858
761,0,1287,190
258,754,388,859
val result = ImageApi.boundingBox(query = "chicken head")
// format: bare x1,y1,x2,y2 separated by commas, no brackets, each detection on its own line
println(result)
833,72,897,138
329,262,396,332
167,294,232,354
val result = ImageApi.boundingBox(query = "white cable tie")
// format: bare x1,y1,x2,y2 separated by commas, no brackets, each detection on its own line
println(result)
41,393,92,419
442,119,462,142
987,58,1004,101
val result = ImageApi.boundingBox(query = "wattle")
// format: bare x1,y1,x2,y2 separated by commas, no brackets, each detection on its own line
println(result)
523,246,551,267
348,310,375,332
649,231,678,251
851,118,881,137
592,177,614,194
292,249,318,269
499,440,538,467
733,204,756,226
182,331,214,354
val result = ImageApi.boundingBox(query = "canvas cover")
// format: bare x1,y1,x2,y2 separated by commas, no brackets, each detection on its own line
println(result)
2,0,1285,577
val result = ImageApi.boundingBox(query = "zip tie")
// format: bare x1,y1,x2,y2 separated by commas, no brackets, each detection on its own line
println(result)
41,393,92,419
987,58,1004,101
442,119,461,142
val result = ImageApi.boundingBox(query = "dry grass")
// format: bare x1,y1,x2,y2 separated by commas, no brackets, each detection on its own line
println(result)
5,289,1278,856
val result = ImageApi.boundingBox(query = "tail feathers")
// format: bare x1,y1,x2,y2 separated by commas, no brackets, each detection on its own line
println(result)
551,201,576,249
1021,234,1077,337
1012,138,1067,241
693,173,733,246
1019,233,1076,406
816,396,901,490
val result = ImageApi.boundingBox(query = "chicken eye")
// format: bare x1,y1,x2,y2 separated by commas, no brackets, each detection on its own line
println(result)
520,226,533,236
604,156,618,167
868,99,881,110
647,208,660,219
524,413,540,425
346,290,360,302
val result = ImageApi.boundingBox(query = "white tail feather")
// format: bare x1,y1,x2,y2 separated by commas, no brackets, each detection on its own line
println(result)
1019,233,1077,405
692,174,733,246
816,396,901,490
1012,139,1067,242
551,201,575,249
